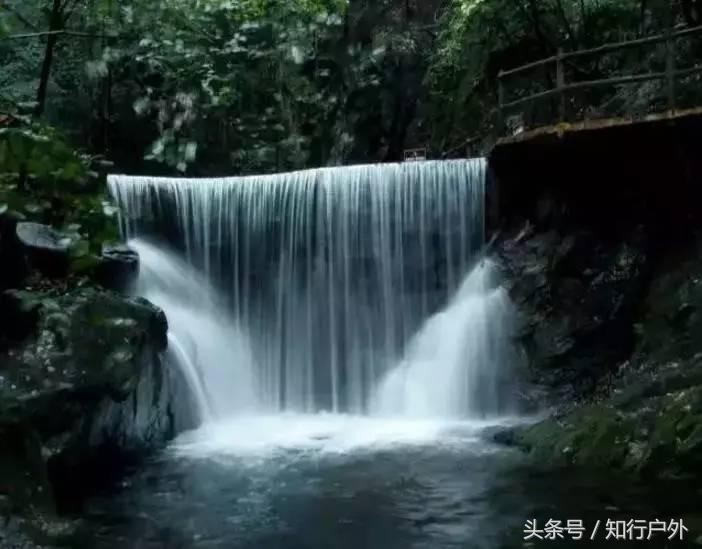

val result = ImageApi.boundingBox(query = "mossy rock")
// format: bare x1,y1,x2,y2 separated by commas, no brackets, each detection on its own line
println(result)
0,421,53,514
638,386,702,475
0,180,120,267
0,287,176,518
0,290,44,342
515,383,702,478
518,405,634,469
637,249,702,363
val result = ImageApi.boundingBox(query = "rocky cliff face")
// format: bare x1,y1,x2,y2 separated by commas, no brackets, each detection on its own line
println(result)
495,224,651,409
488,115,702,478
0,287,189,517
510,234,702,477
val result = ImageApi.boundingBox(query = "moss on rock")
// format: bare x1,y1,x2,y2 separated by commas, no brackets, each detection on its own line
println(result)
514,366,702,478
0,287,177,520
506,234,702,479
1,176,121,292
518,405,634,469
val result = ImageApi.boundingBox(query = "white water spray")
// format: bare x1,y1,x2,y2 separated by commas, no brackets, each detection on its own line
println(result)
372,259,516,419
131,239,257,420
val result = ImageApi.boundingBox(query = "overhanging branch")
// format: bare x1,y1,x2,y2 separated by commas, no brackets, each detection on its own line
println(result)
0,29,121,41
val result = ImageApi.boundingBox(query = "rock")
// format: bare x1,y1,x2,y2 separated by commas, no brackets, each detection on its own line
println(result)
0,515,48,549
496,226,650,406
15,223,70,279
0,290,43,347
486,426,519,446
0,421,53,513
96,243,139,292
635,242,702,364
0,287,192,517
513,405,635,470
499,229,702,478
0,494,11,516
0,211,28,291
513,380,702,478
23,515,85,548
15,223,70,255
508,238,702,476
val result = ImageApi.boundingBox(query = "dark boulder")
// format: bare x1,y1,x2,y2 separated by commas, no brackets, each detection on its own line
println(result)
0,288,191,517
0,290,43,345
15,223,70,279
497,225,651,405
96,243,139,292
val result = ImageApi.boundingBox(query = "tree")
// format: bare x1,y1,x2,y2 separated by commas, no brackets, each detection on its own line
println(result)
35,0,85,116
5,0,699,174
426,0,701,153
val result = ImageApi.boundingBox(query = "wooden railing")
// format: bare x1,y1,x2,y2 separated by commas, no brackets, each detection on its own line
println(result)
497,23,702,132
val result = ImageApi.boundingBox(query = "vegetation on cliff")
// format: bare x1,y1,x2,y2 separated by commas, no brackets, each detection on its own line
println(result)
492,149,702,479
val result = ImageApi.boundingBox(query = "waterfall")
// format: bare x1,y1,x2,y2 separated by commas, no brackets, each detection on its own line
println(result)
371,259,516,418
131,239,258,420
108,159,513,420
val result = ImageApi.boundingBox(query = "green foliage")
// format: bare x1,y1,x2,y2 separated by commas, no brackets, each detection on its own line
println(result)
107,0,370,172
1,0,442,171
0,113,118,254
427,0,701,150
0,124,86,188
6,0,701,171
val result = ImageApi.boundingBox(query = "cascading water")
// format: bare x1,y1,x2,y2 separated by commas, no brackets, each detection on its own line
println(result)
130,239,258,421
89,157,671,549
108,159,515,421
372,258,516,419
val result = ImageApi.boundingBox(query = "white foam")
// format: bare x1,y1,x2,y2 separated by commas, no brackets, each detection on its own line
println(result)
372,259,518,418
168,413,525,459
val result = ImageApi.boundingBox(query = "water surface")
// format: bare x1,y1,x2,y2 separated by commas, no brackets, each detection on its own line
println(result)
81,416,702,548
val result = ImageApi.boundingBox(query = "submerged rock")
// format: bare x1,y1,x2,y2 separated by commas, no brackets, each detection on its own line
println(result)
0,287,186,517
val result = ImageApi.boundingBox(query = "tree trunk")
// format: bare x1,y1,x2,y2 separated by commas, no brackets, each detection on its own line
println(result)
555,0,576,49
35,0,63,117
100,0,114,153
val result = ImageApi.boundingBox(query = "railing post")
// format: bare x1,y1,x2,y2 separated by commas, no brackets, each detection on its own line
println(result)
665,22,676,112
497,71,505,134
556,48,566,122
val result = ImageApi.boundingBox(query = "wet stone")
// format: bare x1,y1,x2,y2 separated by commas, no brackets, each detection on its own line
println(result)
15,223,71,279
